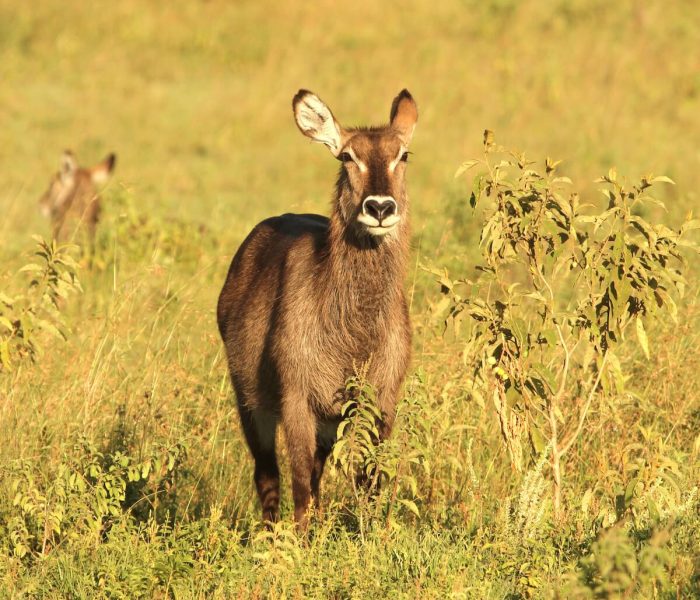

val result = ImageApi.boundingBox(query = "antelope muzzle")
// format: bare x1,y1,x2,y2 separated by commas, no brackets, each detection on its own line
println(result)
359,195,400,236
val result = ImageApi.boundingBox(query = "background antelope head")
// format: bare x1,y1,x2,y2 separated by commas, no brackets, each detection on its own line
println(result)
39,150,117,219
39,150,116,242
293,89,417,242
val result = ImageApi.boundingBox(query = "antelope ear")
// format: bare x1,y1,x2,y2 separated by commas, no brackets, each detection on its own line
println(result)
59,150,77,183
91,152,116,184
390,89,418,146
293,90,346,156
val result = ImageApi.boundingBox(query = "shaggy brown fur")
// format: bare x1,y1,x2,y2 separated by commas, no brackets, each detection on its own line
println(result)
217,89,418,527
39,150,116,247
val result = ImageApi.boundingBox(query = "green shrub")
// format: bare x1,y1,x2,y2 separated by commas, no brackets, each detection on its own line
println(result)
0,237,81,370
433,132,698,519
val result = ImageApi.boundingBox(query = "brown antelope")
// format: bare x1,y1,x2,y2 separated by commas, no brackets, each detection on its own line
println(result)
217,89,417,528
39,150,116,247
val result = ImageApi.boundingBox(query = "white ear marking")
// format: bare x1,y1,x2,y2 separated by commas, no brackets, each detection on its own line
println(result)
293,91,344,156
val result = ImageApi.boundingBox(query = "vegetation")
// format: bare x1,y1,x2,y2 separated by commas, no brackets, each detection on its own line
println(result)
1,0,699,597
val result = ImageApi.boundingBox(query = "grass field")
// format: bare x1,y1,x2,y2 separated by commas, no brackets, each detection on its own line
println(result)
1,0,699,597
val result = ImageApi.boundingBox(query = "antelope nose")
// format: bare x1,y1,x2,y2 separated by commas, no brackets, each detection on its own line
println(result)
362,197,397,223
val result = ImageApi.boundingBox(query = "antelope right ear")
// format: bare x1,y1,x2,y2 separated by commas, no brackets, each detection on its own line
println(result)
91,152,117,184
293,90,346,157
59,150,77,183
390,89,418,146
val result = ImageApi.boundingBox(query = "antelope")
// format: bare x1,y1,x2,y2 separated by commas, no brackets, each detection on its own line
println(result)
39,150,117,247
217,89,417,527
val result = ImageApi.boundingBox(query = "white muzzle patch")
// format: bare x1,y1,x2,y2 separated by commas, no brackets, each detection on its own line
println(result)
358,195,400,236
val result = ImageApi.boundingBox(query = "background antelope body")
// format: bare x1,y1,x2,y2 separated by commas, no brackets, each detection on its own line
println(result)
39,150,116,246
217,89,417,526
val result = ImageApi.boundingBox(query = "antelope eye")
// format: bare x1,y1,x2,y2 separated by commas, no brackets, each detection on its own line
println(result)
400,152,409,162
338,152,354,163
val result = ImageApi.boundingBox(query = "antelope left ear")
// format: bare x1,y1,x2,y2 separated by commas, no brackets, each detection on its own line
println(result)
293,90,347,157
390,89,418,146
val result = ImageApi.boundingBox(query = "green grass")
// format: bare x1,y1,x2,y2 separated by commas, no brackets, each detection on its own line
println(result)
1,0,699,597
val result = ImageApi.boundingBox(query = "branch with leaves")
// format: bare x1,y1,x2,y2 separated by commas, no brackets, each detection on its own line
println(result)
0,236,82,370
432,132,698,517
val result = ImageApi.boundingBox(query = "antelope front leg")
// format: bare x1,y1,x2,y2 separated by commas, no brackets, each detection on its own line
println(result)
374,323,410,444
377,394,398,442
282,397,316,529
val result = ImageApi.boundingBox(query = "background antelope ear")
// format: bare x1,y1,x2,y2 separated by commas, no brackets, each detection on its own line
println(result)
59,150,77,183
91,152,117,184
293,90,346,156
390,89,418,146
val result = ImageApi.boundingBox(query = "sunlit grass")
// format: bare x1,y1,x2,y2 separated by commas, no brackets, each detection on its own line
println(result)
1,0,699,597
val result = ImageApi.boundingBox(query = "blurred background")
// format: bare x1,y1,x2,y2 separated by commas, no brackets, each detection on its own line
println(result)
1,0,699,254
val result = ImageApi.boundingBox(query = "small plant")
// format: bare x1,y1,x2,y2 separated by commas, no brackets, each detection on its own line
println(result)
330,368,430,526
567,526,673,598
434,132,699,518
4,435,187,560
0,236,82,370
331,370,386,491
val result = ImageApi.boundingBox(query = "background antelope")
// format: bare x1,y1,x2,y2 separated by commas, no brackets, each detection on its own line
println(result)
217,89,417,527
39,150,117,247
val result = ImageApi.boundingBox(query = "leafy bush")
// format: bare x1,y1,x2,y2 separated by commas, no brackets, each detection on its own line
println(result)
2,436,187,561
433,132,698,518
330,369,429,526
0,237,81,370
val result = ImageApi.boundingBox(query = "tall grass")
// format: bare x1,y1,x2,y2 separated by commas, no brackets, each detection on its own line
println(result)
0,0,699,597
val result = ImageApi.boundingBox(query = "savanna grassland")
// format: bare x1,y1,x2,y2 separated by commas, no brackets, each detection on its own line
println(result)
1,0,699,597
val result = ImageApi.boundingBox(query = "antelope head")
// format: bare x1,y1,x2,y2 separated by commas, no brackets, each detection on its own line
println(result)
39,150,116,218
293,89,418,241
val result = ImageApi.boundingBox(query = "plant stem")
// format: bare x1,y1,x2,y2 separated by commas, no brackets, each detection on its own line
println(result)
548,398,562,520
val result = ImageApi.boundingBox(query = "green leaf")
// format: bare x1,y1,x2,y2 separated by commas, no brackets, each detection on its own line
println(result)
432,296,452,322
606,352,625,394
635,317,650,360
647,496,661,525
18,263,44,274
533,364,557,393
35,319,65,340
472,173,485,205
510,317,528,348
624,477,640,504
541,329,558,347
398,499,420,518
681,219,700,233
581,488,593,515
0,341,10,367
529,419,546,454
552,176,572,185
455,160,479,179
650,175,675,185
0,292,14,306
